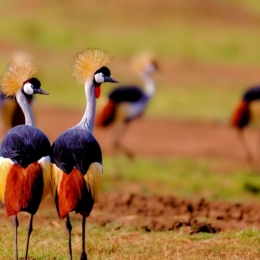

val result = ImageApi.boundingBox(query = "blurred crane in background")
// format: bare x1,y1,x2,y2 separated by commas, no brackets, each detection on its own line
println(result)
51,49,118,260
230,86,260,162
0,91,34,134
95,51,158,160
0,51,34,137
0,60,51,260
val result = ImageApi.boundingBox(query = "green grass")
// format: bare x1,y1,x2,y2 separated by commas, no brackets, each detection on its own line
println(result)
1,0,260,64
1,219,260,259
101,155,260,203
2,4,260,65
146,84,245,122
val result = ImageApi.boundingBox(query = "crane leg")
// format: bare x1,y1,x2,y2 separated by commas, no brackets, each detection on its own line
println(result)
66,214,73,260
24,214,33,260
237,129,253,163
12,215,19,260
80,216,87,260
113,124,133,159
111,123,134,177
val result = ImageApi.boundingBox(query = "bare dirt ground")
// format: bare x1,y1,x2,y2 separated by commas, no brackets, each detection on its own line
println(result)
35,106,260,168
1,106,259,234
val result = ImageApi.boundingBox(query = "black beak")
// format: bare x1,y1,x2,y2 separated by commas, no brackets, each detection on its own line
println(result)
34,88,49,95
104,75,118,83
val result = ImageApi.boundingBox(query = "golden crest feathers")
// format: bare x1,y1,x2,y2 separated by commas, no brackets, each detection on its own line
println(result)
1,60,39,97
72,49,112,85
131,51,156,73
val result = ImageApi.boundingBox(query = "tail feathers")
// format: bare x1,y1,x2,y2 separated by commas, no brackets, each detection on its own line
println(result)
0,157,13,203
57,168,94,219
38,156,52,202
5,162,43,216
95,98,116,127
84,162,102,202
230,100,250,128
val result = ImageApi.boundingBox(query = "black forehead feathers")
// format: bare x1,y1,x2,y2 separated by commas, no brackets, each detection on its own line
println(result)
95,66,111,77
23,78,41,88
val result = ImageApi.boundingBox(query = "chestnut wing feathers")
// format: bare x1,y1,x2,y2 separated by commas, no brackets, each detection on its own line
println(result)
0,125,51,168
51,128,102,175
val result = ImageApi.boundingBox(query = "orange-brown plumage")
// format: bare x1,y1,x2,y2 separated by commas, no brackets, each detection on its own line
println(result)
95,99,116,127
5,162,44,216
57,168,94,219
230,100,250,129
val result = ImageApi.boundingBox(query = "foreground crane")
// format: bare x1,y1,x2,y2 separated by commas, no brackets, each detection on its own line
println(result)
51,49,118,260
95,51,158,159
0,60,51,259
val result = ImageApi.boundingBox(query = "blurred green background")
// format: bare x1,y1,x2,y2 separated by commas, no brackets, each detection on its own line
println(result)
1,0,260,122
2,0,260,201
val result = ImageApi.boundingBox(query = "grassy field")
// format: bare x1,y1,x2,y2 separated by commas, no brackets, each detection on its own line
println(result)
1,156,260,259
2,0,260,259
102,156,260,203
1,221,260,259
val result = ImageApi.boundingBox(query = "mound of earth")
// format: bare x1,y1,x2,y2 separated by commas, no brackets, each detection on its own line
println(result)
87,192,260,234
2,192,260,234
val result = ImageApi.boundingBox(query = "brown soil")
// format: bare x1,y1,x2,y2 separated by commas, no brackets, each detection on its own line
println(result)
91,192,260,233
2,105,260,234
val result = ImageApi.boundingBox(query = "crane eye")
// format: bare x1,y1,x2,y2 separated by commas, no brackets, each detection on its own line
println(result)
94,73,105,84
23,82,34,95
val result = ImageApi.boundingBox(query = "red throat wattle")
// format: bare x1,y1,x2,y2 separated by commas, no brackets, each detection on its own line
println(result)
95,86,101,98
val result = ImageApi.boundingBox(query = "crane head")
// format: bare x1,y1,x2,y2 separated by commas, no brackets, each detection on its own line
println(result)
23,78,49,97
93,66,118,98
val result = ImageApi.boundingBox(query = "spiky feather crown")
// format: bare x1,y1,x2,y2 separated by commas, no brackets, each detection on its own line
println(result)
1,60,39,97
72,49,112,85
131,51,156,73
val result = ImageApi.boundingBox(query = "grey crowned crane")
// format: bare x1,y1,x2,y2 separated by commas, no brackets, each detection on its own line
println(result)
50,49,118,260
0,60,51,259
231,86,260,162
95,51,158,159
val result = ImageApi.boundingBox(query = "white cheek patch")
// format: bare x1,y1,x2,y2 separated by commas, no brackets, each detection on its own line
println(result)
94,73,104,84
23,83,34,95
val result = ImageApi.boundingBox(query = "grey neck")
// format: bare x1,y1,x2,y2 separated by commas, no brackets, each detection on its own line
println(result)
141,72,155,97
77,79,96,133
16,90,35,126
